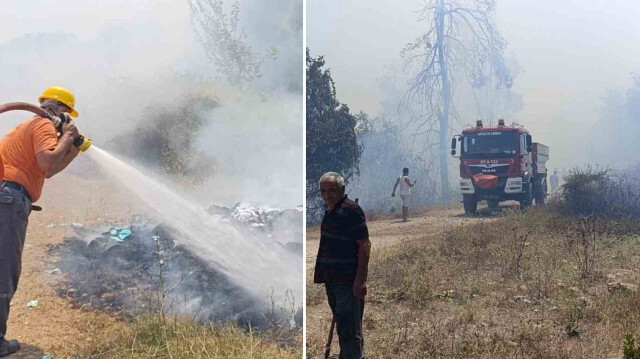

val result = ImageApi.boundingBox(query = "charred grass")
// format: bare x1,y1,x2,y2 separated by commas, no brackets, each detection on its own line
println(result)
306,208,640,358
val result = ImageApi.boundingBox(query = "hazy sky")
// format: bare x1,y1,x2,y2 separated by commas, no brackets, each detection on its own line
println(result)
0,1,190,42
308,0,640,167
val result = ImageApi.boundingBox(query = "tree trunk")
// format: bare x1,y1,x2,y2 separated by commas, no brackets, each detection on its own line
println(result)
436,0,451,201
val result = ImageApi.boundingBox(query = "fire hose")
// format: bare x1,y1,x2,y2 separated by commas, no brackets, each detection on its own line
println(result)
0,102,92,151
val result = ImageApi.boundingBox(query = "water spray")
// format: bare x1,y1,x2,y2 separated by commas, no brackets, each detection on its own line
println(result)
0,102,92,152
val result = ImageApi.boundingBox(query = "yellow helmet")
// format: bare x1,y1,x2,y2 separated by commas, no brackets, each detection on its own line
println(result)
38,86,79,118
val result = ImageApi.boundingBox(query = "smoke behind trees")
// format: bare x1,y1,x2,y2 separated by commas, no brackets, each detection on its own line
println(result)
308,0,640,210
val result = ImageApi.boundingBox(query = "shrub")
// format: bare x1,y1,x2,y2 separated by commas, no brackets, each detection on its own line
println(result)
108,93,219,182
555,166,640,220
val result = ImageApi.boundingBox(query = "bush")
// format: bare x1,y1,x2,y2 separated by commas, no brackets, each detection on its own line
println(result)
108,93,219,182
555,166,640,220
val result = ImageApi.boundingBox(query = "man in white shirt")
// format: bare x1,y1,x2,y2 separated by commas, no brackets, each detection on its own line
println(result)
391,167,416,222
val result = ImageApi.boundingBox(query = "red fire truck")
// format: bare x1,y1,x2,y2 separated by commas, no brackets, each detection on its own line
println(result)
450,119,549,215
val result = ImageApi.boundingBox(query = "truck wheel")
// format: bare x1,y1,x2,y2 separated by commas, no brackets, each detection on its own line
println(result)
487,200,499,211
463,194,478,215
520,182,533,210
535,180,547,206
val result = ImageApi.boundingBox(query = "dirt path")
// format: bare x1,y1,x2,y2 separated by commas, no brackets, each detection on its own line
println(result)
5,157,152,358
306,205,490,257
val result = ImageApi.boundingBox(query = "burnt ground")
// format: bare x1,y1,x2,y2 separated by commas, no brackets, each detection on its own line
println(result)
4,148,302,358
48,220,281,329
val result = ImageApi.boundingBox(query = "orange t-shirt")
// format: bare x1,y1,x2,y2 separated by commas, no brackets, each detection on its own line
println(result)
0,117,58,202
0,152,4,180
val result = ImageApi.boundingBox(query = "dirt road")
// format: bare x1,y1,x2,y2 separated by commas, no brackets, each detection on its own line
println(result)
5,157,151,358
306,205,489,257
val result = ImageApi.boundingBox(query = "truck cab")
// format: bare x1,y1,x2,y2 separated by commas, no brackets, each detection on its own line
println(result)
451,119,548,214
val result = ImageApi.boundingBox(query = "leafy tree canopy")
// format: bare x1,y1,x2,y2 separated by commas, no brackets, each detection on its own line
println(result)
306,48,361,194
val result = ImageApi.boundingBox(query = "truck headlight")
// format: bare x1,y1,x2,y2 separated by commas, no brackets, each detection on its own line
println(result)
505,177,523,194
460,178,474,194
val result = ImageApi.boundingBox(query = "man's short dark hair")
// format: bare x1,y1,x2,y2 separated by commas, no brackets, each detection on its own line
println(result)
403,167,409,175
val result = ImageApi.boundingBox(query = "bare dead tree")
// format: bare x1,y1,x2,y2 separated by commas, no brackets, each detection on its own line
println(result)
189,0,263,86
401,0,512,201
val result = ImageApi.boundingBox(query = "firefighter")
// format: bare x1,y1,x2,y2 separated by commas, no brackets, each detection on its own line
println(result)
0,86,81,357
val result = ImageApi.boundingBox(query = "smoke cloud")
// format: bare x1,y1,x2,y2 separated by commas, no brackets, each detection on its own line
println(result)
308,0,640,202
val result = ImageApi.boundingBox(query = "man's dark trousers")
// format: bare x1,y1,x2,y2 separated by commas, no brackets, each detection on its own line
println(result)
326,283,365,359
0,185,31,341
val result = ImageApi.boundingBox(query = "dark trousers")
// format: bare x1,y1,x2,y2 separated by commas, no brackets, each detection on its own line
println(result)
325,283,365,359
0,186,31,341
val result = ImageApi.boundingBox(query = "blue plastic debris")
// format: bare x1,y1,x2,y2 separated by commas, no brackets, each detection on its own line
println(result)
109,227,131,242
118,229,132,240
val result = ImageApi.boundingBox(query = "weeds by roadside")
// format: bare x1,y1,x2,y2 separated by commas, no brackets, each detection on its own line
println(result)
306,208,640,358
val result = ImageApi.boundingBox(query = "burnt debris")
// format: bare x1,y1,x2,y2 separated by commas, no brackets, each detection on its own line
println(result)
49,221,271,328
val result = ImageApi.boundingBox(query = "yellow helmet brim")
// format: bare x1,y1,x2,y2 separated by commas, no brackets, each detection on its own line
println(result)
38,95,79,118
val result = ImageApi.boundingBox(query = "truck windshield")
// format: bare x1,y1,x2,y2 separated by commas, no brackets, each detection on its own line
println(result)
462,131,518,159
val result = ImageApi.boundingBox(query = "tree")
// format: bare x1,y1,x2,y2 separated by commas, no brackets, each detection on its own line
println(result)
401,0,512,200
306,48,362,214
189,0,262,86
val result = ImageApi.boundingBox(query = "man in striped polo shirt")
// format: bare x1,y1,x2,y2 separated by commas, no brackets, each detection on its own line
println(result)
314,172,371,359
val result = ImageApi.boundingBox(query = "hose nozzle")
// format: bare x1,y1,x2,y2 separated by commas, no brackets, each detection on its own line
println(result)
73,135,92,152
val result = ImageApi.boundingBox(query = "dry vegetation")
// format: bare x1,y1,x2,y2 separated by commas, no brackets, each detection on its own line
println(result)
75,315,301,359
306,205,640,358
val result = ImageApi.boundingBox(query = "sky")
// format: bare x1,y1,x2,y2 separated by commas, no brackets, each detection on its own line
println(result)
0,1,190,43
307,0,640,168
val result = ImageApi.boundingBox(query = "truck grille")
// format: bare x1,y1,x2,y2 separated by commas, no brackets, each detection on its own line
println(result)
469,164,510,175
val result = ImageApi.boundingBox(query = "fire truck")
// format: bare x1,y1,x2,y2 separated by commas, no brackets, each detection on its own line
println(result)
450,119,549,215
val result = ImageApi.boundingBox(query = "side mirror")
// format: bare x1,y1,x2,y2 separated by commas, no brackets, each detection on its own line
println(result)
525,134,533,153
451,149,456,156
451,137,457,150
